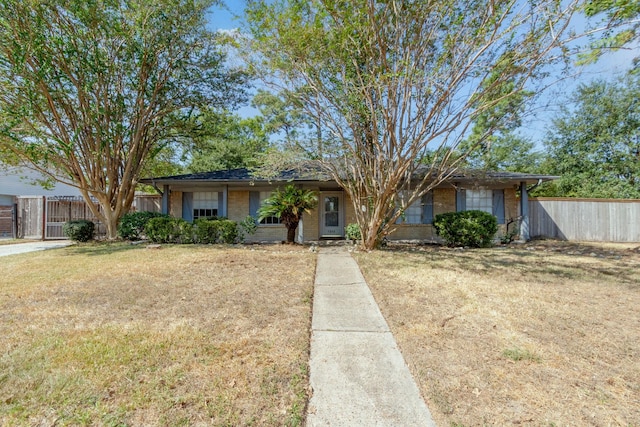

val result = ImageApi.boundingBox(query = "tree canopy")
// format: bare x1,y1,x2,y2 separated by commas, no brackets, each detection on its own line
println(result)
247,0,579,249
184,109,270,173
0,0,247,238
581,0,640,65
539,74,640,198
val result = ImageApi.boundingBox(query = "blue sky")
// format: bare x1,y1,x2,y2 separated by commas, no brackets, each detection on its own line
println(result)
206,1,638,149
207,1,246,32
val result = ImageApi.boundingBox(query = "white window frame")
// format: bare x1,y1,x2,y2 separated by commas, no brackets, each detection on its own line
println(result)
259,191,281,225
396,191,428,224
193,192,219,221
465,189,492,214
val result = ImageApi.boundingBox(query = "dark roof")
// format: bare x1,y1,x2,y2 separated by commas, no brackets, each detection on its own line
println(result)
140,167,331,185
444,169,558,184
141,166,558,186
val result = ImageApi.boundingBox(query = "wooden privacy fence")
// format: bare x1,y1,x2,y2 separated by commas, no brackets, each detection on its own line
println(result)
0,205,16,238
529,198,640,242
17,194,161,240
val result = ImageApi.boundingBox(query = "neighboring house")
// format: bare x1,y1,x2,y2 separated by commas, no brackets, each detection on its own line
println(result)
0,168,83,239
0,167,82,200
141,167,557,243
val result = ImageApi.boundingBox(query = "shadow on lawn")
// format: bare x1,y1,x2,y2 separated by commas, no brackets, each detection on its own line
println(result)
382,241,640,288
62,241,143,257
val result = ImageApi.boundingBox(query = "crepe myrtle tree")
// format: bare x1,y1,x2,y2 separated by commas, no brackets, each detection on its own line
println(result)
246,0,580,249
581,0,640,65
257,184,317,243
0,0,247,238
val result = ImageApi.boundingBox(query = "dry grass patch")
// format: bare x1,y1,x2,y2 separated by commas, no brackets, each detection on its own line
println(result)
354,241,640,426
0,243,315,426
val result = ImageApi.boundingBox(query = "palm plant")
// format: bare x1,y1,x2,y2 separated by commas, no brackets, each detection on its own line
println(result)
257,185,317,243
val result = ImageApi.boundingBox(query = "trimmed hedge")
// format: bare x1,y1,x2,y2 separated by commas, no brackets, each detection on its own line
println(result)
433,210,498,248
118,211,168,240
194,218,238,244
145,217,194,244
63,219,95,242
144,216,255,244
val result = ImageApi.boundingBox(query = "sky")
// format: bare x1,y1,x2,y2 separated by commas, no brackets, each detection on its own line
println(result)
206,1,638,149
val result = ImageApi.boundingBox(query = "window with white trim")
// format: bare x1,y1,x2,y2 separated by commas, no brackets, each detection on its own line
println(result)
465,189,492,214
193,192,218,220
396,191,433,224
259,191,281,225
402,200,422,224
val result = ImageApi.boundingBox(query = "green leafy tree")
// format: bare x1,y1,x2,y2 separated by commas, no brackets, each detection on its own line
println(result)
185,110,270,172
0,0,247,238
257,184,317,243
460,132,543,172
246,0,579,249
457,66,541,172
581,0,640,65
539,74,640,198
251,89,312,146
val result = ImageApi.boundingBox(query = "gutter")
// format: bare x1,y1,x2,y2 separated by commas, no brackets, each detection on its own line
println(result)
151,180,163,196
527,178,543,193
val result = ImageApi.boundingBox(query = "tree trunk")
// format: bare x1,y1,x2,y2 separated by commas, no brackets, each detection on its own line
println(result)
104,213,119,240
82,189,129,240
286,225,297,243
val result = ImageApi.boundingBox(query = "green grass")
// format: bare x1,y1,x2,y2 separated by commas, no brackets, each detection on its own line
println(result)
502,347,542,363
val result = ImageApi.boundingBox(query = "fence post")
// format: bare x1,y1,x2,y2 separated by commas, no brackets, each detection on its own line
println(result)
519,182,530,241
41,196,46,240
12,203,17,239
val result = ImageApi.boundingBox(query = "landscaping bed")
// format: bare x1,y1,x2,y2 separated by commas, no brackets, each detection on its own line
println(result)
355,240,640,426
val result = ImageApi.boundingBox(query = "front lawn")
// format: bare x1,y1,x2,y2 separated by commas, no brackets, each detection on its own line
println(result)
355,241,640,426
0,243,315,426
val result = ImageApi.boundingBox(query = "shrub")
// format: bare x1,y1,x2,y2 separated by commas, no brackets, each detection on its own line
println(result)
117,211,168,240
194,218,222,244
194,218,239,244
217,219,239,244
145,217,194,244
345,223,361,241
145,216,252,245
63,219,95,242
238,215,257,241
433,210,498,248
174,220,195,244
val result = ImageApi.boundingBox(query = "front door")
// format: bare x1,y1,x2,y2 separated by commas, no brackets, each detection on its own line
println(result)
320,192,344,238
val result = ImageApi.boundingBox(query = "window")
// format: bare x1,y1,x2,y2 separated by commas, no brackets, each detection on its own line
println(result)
457,188,505,224
249,191,281,225
396,191,433,224
193,192,218,220
465,189,492,214
324,196,340,227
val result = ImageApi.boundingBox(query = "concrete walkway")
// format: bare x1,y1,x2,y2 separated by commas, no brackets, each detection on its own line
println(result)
307,247,436,426
0,240,72,257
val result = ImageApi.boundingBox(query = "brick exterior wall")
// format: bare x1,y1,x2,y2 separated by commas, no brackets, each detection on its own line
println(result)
303,202,319,241
344,194,357,225
166,184,519,243
386,187,518,242
389,225,438,241
169,191,182,218
227,190,249,222
434,188,456,216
